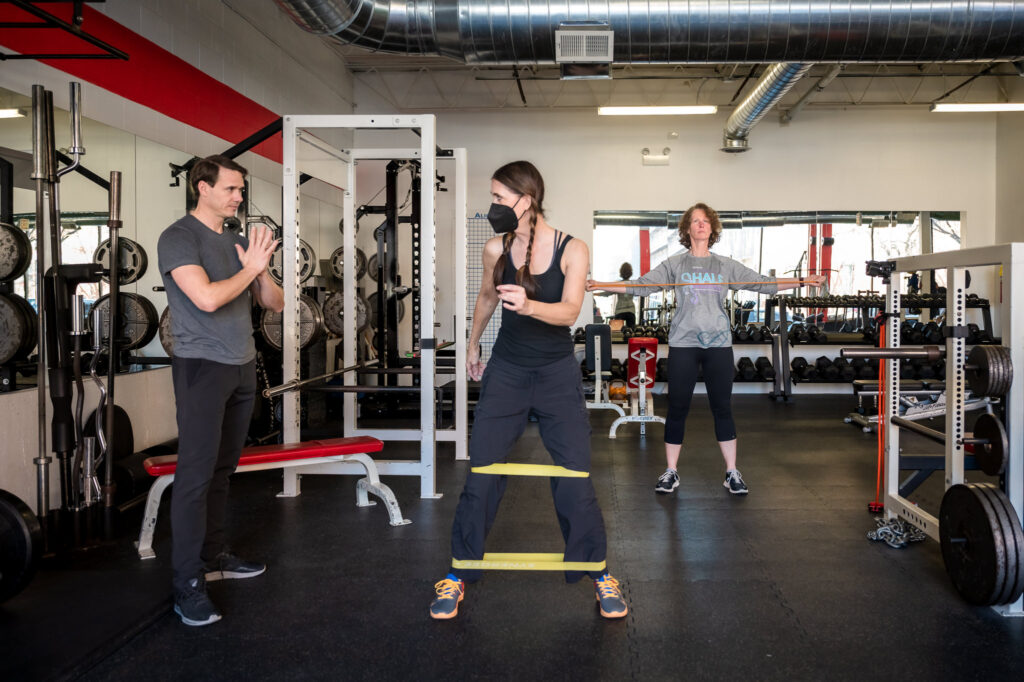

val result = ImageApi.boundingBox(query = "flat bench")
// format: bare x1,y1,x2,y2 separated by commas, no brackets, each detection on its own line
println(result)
136,436,410,560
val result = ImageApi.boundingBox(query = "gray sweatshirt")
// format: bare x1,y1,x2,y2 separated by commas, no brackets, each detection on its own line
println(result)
623,251,778,348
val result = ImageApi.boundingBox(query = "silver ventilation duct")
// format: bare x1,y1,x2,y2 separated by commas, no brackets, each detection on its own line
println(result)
593,210,945,230
722,62,813,153
275,0,1024,65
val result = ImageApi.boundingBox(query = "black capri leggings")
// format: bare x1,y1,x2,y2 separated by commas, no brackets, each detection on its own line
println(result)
665,346,737,444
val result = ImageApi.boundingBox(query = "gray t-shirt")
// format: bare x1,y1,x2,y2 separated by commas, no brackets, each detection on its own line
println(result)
624,251,778,348
157,215,255,365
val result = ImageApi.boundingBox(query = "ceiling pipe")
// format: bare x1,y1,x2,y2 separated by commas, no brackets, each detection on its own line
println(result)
780,65,844,124
274,0,1024,65
722,63,812,153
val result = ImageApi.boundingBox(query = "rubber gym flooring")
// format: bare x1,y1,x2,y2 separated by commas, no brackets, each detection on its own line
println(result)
4,394,1024,681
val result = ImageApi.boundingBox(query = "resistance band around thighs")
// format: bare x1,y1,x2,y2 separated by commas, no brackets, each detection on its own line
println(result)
451,463,607,573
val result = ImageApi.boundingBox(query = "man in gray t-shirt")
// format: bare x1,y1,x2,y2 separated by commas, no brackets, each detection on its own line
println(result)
157,154,283,627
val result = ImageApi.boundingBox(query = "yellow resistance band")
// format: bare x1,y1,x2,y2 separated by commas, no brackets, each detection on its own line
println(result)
452,553,607,572
470,463,589,478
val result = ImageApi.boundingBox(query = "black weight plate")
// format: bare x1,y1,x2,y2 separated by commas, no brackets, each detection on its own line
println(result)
976,484,1024,605
93,237,149,285
83,404,135,461
367,292,405,327
90,292,159,350
158,306,174,357
972,412,1009,476
323,292,369,338
9,293,38,359
0,293,30,364
259,294,324,351
367,253,380,282
966,345,1013,398
329,246,367,281
269,239,317,284
0,489,42,604
0,222,32,282
940,483,1007,606
975,484,1024,605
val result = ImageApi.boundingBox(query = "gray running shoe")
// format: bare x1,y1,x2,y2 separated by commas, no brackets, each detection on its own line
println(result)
174,576,222,627
205,552,266,581
724,469,749,495
594,574,628,619
655,469,680,494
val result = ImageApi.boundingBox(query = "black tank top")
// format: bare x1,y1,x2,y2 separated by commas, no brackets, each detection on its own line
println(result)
491,231,574,367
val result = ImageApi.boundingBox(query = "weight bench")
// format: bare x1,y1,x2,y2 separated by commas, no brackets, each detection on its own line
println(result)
136,436,410,560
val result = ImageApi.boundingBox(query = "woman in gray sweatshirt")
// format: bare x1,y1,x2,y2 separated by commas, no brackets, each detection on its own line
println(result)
587,203,822,495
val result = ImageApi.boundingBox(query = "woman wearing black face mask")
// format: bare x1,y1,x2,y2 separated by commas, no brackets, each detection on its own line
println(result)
429,160,627,621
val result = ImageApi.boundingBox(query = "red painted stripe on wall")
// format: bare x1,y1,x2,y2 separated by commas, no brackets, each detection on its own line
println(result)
639,228,651,275
0,3,282,161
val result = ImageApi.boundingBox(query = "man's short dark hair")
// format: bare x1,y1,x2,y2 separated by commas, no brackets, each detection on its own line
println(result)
188,154,248,200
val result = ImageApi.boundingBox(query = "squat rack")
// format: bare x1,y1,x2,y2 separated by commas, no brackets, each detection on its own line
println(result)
277,115,467,499
864,244,1024,616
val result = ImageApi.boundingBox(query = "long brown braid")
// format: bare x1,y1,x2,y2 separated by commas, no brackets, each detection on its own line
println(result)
491,161,545,299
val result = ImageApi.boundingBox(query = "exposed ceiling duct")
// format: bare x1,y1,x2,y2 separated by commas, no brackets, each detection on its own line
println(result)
722,62,812,153
593,210,953,230
275,0,1024,65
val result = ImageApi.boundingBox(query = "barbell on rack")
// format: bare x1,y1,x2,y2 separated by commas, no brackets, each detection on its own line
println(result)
840,345,1013,398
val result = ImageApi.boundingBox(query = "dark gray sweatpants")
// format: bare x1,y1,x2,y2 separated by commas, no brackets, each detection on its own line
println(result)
450,353,608,583
170,357,256,592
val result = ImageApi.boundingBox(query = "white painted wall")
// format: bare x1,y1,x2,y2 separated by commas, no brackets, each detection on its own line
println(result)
996,113,1024,244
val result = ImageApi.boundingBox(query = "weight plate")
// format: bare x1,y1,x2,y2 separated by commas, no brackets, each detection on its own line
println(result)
158,306,174,357
975,484,1024,606
0,489,42,604
367,292,405,328
0,222,32,282
269,239,317,285
0,293,32,364
976,484,1024,606
367,253,380,282
9,293,38,360
322,292,369,338
972,412,1009,476
93,237,149,285
259,294,325,351
83,404,135,461
966,345,1013,398
329,246,367,281
90,292,159,351
939,483,1009,606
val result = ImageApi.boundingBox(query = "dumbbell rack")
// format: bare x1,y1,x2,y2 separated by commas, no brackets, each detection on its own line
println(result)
875,244,1023,616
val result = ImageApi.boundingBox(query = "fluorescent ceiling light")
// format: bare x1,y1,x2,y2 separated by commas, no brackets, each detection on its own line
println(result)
598,105,717,116
0,108,26,119
930,102,1024,113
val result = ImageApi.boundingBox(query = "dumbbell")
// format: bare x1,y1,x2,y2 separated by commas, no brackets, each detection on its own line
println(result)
808,325,829,343
657,326,669,343
759,325,773,342
968,323,993,344
621,326,633,340
832,357,856,382
735,324,751,343
573,327,586,343
899,360,916,379
932,358,946,378
815,356,840,381
747,324,763,343
610,358,624,379
737,357,757,381
913,358,936,380
789,323,810,344
790,357,818,382
849,357,874,380
922,321,943,344
754,356,775,381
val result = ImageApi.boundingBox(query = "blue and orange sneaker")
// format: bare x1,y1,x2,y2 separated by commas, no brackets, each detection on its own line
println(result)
430,577,465,620
594,574,628,619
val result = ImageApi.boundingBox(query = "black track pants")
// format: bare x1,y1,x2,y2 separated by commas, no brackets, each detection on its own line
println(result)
664,346,737,445
170,357,256,592
450,353,608,583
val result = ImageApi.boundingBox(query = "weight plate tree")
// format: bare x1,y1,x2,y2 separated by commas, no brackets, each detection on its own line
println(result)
90,292,159,350
939,483,1024,606
0,489,42,604
260,293,324,350
329,245,367,281
323,291,369,338
93,237,148,285
0,222,32,282
269,239,316,284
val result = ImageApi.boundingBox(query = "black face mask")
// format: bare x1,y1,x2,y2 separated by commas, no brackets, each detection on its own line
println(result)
487,196,523,234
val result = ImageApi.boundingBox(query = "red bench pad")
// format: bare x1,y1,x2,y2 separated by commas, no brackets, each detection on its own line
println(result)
144,436,385,477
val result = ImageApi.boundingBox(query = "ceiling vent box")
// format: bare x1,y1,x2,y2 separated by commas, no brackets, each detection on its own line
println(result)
556,23,613,80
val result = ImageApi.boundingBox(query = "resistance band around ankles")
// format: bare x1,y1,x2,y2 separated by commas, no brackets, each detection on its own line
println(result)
456,463,600,571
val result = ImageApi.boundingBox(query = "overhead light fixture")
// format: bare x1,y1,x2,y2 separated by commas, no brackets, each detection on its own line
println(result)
598,105,718,116
930,102,1024,113
0,108,27,119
